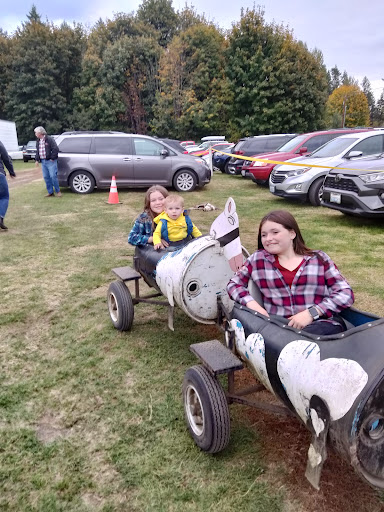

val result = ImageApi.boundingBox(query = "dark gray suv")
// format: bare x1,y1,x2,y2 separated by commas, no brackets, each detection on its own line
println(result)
55,132,211,194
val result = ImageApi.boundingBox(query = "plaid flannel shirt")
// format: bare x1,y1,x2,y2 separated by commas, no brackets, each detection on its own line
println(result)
39,137,46,159
128,212,153,246
227,249,354,318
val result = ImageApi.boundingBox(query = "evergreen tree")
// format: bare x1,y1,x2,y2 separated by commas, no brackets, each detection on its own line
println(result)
328,66,341,94
137,0,178,47
71,14,161,132
5,8,85,142
0,30,14,119
361,76,375,125
151,23,230,139
225,7,328,138
374,91,384,127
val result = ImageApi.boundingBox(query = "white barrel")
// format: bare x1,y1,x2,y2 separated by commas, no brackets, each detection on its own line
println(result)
155,235,235,324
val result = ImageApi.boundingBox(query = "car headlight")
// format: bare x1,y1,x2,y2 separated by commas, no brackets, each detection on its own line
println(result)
359,172,384,184
286,167,311,177
195,158,209,168
251,161,265,167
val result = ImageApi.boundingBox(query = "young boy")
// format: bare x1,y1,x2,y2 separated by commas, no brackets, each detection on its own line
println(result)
153,194,202,250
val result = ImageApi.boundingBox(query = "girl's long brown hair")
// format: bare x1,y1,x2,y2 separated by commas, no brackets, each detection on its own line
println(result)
257,210,314,256
144,185,169,221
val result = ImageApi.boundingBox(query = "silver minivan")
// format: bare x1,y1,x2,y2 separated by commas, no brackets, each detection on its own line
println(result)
56,132,211,194
269,130,383,206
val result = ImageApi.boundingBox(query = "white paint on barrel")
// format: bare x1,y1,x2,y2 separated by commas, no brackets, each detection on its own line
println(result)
155,236,236,323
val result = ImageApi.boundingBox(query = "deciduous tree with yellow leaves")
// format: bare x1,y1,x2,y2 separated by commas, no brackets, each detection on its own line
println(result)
326,85,370,128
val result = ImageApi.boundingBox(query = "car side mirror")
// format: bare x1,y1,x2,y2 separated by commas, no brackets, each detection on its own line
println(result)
298,146,307,155
345,150,363,159
160,149,168,157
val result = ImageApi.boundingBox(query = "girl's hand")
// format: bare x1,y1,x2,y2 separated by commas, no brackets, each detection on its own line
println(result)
288,309,313,329
154,243,163,250
147,236,153,244
161,239,169,247
245,300,269,317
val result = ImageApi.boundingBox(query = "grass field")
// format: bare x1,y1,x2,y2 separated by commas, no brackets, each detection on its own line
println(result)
1,173,384,512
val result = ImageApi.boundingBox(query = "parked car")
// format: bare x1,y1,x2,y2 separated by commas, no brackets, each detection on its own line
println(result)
185,139,227,154
270,129,378,206
225,134,297,175
23,140,37,162
209,143,235,170
189,142,233,157
55,132,211,194
321,154,384,217
180,140,195,148
246,129,371,185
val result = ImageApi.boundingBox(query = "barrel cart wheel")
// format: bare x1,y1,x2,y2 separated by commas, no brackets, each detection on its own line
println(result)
183,365,230,453
107,281,134,331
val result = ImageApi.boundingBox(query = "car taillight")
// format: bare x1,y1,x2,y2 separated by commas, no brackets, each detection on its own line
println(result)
234,151,244,155
183,151,188,154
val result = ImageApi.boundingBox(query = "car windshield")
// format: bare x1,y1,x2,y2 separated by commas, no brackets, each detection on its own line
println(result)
309,137,359,158
277,134,308,152
27,141,35,148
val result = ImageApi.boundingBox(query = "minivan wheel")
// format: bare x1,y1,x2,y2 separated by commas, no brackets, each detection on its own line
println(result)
69,171,96,194
173,170,197,192
308,177,324,207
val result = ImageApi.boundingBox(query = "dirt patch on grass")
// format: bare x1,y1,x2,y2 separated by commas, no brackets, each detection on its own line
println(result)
9,168,43,188
36,412,72,444
235,370,384,512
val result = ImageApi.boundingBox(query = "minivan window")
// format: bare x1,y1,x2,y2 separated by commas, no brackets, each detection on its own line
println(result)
133,138,164,156
95,137,131,154
277,134,308,152
59,137,92,154
310,137,359,158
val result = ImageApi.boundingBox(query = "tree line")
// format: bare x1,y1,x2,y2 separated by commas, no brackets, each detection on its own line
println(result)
0,1,383,144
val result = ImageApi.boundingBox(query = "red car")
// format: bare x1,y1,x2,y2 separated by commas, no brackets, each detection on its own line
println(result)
245,129,371,185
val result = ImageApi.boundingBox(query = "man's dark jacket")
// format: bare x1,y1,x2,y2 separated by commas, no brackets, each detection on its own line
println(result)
0,141,16,177
35,136,59,161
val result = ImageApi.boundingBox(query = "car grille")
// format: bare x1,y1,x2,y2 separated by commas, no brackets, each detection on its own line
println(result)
324,176,359,193
270,173,286,184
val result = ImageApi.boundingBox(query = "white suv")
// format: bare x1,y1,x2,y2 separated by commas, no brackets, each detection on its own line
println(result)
269,130,384,206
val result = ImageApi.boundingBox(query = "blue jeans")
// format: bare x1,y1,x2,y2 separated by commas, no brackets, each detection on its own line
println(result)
41,159,60,194
0,173,9,218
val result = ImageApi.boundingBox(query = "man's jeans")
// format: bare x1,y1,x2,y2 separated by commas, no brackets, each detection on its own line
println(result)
41,159,60,194
0,173,9,218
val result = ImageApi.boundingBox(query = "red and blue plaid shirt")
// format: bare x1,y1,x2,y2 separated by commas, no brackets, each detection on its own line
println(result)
227,249,354,318
39,137,46,159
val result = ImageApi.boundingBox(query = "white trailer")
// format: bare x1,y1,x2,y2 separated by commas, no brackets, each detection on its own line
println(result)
0,119,22,159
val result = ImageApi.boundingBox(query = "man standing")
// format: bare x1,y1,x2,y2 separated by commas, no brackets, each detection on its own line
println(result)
34,126,61,197
0,140,16,230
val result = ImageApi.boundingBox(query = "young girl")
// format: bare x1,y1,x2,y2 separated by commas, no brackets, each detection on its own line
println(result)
227,210,354,335
153,194,202,250
128,185,169,247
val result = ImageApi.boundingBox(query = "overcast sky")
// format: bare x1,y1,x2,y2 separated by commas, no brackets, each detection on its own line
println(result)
3,0,384,99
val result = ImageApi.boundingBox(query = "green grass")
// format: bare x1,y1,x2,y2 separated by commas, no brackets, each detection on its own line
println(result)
1,173,383,511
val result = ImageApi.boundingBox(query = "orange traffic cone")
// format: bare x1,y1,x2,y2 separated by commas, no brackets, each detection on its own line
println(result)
107,176,121,204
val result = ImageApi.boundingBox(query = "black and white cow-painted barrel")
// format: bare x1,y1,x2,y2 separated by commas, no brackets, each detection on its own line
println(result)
230,303,384,488
154,235,236,323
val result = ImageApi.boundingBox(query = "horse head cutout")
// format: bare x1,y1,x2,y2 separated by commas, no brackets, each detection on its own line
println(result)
210,197,244,271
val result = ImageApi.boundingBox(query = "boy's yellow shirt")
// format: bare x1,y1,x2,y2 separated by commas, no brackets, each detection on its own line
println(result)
153,212,202,244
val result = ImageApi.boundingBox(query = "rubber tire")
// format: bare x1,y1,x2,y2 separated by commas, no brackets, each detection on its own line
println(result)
223,161,231,174
308,177,324,207
23,158,28,162
107,281,134,331
225,161,238,175
173,169,197,192
183,365,230,453
69,170,96,194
